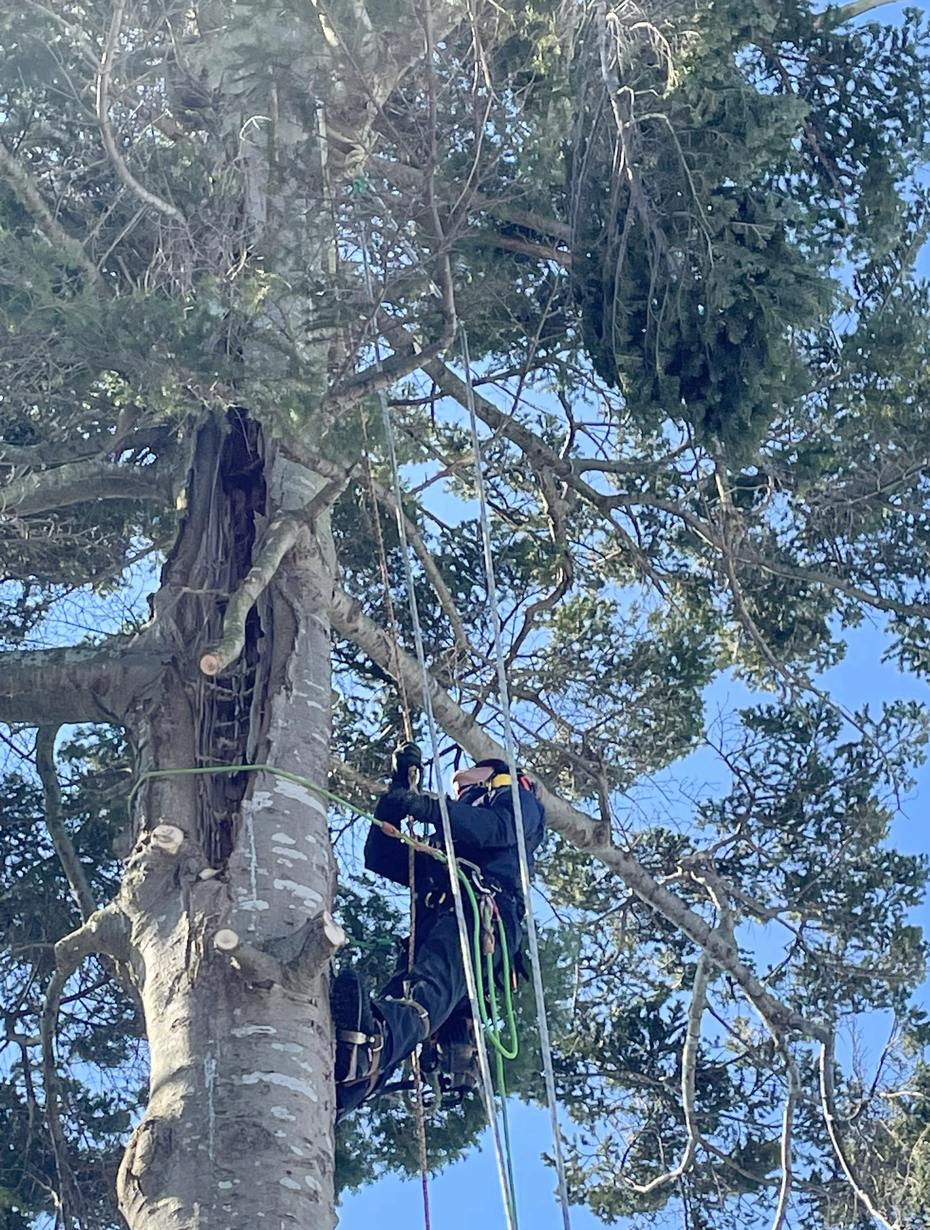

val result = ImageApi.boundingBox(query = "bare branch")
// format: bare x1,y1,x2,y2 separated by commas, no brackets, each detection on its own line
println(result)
819,1036,898,1230
36,727,97,921
626,952,711,1193
771,1048,800,1230
1,458,171,516
200,514,303,676
283,444,472,661
41,903,131,1230
330,582,827,1043
817,0,896,27
0,641,166,726
95,0,186,222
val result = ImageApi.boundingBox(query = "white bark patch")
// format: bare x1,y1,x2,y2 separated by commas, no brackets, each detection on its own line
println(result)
271,832,295,844
273,879,322,905
238,898,269,911
241,1071,319,1101
274,846,308,861
305,1175,322,1195
280,1178,302,1191
218,1181,234,1190
203,1055,217,1161
231,1025,276,1038
274,778,325,811
270,1041,304,1054
270,1106,296,1121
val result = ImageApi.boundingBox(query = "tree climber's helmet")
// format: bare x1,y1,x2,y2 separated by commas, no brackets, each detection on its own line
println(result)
452,758,510,805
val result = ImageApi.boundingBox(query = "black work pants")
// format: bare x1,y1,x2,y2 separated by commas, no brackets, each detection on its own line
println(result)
374,894,523,1086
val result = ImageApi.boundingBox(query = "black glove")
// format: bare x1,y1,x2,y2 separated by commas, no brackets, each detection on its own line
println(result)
374,788,431,824
390,742,423,790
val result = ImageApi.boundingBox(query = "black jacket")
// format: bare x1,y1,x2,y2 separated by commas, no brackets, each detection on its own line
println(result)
364,783,545,904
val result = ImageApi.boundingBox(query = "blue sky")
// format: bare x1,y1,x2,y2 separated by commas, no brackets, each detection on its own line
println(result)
337,5,930,1226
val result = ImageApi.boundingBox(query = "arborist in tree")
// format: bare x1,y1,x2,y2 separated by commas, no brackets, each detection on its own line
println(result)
332,743,545,1120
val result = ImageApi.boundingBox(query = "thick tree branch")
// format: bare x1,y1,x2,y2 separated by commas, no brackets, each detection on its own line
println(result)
36,727,97,921
329,583,827,1042
1,458,171,517
0,642,166,725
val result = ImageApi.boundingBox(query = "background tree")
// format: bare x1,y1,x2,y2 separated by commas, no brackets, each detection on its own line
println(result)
1,1,929,1228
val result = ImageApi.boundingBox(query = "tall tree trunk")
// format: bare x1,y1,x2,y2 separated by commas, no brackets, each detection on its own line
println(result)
116,412,339,1229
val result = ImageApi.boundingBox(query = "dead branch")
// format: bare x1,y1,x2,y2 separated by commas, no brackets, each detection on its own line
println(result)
95,0,185,223
200,515,302,676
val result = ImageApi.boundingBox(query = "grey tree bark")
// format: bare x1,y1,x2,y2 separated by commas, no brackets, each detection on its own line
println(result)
108,417,342,1230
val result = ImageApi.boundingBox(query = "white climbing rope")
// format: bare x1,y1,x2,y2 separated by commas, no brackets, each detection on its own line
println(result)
460,324,574,1230
360,238,519,1230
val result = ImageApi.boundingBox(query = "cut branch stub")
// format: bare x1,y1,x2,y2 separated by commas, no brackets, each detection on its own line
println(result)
150,824,185,855
214,911,345,989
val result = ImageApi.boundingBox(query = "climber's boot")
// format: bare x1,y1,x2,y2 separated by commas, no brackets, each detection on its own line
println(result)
331,969,384,1120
